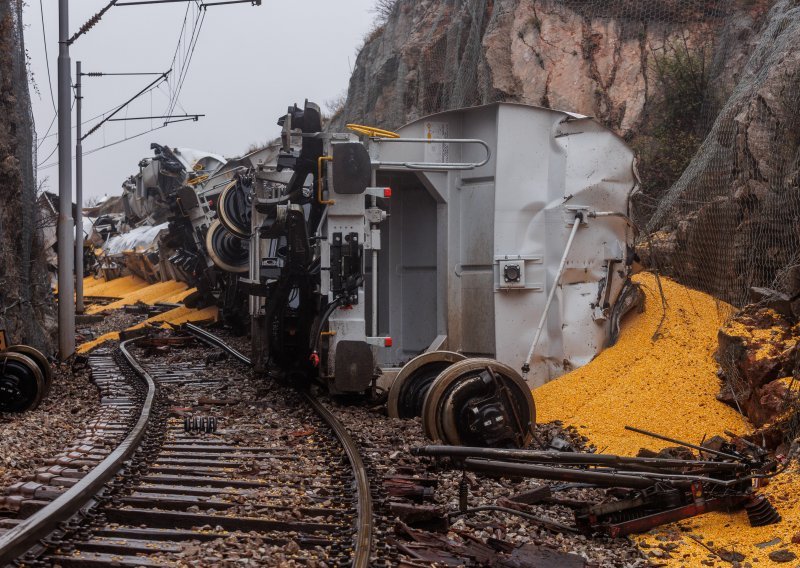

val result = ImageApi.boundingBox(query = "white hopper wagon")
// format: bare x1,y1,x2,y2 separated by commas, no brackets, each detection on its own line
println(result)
246,101,638,447
369,103,637,385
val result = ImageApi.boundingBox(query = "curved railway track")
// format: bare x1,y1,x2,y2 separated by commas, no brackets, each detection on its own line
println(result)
0,329,373,567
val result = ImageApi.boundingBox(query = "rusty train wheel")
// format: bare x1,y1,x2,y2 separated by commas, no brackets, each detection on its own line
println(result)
421,358,536,448
387,351,466,419
206,219,250,273
0,352,45,412
6,345,52,395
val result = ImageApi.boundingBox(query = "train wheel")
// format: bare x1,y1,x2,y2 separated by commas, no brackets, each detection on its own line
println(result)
421,358,536,448
387,351,466,419
0,352,45,412
206,219,250,273
6,345,52,395
217,180,252,239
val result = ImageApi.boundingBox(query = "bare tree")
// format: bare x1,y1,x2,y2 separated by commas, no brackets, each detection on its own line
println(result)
372,0,398,24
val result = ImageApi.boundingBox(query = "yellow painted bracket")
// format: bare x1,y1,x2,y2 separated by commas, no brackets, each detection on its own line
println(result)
186,174,209,186
317,155,335,205
346,123,400,139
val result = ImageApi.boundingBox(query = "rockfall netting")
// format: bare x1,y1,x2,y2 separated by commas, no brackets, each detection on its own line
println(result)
339,0,800,308
642,0,800,309
0,0,55,352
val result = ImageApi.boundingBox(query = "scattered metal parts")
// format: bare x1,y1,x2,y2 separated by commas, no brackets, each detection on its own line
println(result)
183,415,218,433
387,350,466,419
416,437,782,537
745,494,782,526
421,358,536,447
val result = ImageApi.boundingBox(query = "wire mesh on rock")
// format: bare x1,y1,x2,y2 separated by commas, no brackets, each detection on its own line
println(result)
337,0,800,308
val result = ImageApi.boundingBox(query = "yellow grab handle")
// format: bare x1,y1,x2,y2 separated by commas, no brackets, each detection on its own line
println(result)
346,123,400,139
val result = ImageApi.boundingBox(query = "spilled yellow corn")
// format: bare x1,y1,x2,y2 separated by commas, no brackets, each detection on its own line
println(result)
634,468,800,566
533,272,749,455
81,275,150,298
76,304,218,354
534,272,800,565
85,280,188,315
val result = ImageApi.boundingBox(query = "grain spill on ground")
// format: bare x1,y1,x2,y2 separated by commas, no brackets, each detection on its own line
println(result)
534,271,749,456
78,275,215,353
82,274,149,298
77,304,218,353
535,271,800,566
85,279,188,314
634,468,800,567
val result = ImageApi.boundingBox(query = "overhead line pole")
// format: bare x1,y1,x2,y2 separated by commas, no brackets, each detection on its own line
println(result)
75,60,84,314
75,69,174,313
57,0,75,358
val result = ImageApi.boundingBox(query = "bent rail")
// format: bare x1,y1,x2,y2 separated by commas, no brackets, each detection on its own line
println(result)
0,340,156,565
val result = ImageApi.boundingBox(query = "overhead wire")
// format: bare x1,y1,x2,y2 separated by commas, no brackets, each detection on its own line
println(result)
169,8,205,116
166,2,205,117
35,0,58,150
38,0,57,114
38,79,173,144
165,2,192,107
38,123,171,170
36,96,76,167
38,0,206,168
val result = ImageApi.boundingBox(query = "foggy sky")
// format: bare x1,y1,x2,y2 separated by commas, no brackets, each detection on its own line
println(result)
25,0,377,203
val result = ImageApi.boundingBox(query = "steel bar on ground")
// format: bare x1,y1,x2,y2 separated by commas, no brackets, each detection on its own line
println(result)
414,445,748,472
463,458,683,489
624,426,744,462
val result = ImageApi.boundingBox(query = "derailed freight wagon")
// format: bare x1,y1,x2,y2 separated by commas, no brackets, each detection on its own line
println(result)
245,101,639,447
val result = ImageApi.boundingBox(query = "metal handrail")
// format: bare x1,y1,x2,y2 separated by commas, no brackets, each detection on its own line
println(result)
370,137,491,171
0,340,156,564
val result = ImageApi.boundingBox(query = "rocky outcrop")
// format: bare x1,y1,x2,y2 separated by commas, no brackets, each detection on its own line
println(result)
335,0,800,307
716,300,798,427
333,0,763,137
0,1,56,353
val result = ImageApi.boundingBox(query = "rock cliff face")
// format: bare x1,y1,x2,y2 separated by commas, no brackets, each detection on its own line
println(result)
333,0,761,135
0,1,55,353
334,0,798,307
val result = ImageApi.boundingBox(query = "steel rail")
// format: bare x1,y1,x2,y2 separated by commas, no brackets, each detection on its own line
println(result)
0,340,155,564
182,323,373,568
183,322,251,365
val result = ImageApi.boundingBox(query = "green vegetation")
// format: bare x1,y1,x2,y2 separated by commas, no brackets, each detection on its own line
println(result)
634,36,713,220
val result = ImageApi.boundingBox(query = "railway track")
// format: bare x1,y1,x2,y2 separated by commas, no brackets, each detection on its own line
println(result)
0,329,373,567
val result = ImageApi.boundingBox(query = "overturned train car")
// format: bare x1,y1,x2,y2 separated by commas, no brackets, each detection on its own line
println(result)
241,101,638,446
98,143,277,329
